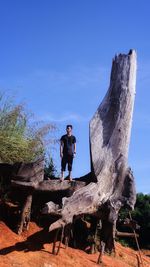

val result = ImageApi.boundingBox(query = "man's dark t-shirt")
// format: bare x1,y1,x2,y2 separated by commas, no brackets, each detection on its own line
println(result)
60,134,76,156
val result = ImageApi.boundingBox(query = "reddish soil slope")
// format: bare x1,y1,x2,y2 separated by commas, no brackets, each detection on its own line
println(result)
0,221,150,267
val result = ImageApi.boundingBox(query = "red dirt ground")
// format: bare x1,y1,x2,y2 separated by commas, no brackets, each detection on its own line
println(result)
0,221,150,267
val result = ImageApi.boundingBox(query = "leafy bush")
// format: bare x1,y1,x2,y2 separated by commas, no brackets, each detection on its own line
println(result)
118,193,150,249
132,193,150,248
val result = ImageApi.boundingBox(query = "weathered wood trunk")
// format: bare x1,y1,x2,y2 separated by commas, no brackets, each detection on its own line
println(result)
17,192,33,234
48,50,137,253
12,157,44,234
116,231,139,238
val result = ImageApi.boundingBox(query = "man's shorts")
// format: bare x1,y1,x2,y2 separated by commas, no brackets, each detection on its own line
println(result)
61,155,73,171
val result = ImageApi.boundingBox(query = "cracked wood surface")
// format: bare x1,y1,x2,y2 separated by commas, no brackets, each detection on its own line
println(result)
49,50,137,233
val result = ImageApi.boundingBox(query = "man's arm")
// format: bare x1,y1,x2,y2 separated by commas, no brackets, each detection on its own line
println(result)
60,140,64,158
74,142,76,153
73,142,76,157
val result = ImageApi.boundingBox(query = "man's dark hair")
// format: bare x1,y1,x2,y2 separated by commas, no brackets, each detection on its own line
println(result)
66,124,73,129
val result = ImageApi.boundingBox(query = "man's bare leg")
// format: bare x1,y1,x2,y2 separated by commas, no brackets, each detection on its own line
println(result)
68,171,72,182
60,171,64,182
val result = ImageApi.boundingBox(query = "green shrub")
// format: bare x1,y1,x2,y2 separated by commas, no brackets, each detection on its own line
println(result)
0,92,56,163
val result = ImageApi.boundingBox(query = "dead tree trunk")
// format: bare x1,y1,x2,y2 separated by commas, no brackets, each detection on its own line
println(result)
48,50,137,253
12,157,44,234
17,192,33,234
116,231,139,238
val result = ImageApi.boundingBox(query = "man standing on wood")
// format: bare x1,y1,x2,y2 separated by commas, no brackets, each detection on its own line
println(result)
60,125,76,182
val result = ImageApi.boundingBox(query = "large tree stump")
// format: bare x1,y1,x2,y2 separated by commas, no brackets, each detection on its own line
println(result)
48,50,137,254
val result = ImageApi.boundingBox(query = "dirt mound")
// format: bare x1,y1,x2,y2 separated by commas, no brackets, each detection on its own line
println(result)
0,221,150,267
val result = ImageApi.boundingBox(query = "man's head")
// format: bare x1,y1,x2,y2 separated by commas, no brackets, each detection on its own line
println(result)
66,124,73,135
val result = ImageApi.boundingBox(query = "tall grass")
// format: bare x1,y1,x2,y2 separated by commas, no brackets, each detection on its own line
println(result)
0,93,56,163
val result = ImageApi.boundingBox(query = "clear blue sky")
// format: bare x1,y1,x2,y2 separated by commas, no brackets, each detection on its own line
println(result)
0,0,150,193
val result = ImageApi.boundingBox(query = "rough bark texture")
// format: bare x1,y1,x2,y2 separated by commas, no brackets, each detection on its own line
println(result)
12,157,44,183
48,50,137,252
3,159,86,234
17,193,33,234
11,157,44,234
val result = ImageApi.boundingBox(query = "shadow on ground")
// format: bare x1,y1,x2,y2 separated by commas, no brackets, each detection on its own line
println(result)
0,228,57,255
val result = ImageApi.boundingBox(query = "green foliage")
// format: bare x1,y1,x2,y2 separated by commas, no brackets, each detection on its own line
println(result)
132,193,150,248
0,92,56,163
118,193,150,249
44,155,58,179
118,239,129,247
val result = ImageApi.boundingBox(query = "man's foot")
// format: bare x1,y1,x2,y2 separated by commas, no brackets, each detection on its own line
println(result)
68,178,73,183
60,178,64,182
